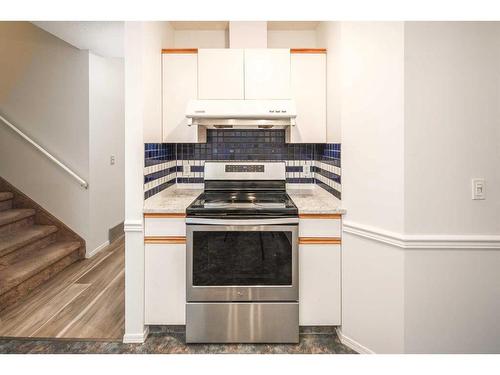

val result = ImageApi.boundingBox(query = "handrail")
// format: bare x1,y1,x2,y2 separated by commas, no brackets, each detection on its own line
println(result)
0,113,89,189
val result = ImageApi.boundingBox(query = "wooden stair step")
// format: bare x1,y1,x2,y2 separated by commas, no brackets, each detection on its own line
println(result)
0,199,13,212
0,225,58,258
0,241,82,296
0,192,13,202
0,208,35,227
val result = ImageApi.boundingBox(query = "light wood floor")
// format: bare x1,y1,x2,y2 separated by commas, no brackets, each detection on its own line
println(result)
0,236,124,341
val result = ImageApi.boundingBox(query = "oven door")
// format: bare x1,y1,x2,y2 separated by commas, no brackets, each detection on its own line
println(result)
186,220,298,302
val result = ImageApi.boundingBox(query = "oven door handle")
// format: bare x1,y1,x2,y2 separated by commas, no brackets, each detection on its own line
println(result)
186,218,299,225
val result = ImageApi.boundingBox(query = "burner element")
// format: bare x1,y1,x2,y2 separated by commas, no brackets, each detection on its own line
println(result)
187,191,297,218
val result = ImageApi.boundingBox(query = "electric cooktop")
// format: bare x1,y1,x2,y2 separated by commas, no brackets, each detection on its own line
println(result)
186,191,298,218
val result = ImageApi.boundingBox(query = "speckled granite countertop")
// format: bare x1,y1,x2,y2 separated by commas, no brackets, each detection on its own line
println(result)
287,186,345,215
144,184,344,215
143,185,202,214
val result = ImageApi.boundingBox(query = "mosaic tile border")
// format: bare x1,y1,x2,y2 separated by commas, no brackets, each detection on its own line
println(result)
144,129,341,200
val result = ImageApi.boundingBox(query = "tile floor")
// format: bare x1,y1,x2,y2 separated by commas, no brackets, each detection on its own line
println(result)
0,326,356,354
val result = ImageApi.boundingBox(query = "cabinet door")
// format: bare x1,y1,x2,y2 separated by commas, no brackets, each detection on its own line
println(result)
244,49,291,99
289,53,327,143
162,53,198,142
299,244,341,325
198,49,244,99
145,243,186,325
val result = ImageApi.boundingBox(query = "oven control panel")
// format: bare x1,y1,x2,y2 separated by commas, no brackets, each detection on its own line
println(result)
205,162,285,180
225,165,265,173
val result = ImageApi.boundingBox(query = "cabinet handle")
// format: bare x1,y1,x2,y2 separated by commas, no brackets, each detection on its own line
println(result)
145,236,186,244
299,237,341,245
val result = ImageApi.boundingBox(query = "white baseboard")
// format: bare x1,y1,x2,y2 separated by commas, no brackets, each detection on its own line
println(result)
123,326,149,344
85,240,110,258
336,327,375,354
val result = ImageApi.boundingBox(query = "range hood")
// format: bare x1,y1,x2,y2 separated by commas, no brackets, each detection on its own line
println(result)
186,99,297,129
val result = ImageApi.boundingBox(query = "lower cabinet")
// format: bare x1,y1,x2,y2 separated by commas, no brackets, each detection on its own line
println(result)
144,216,342,327
145,243,186,325
299,243,341,325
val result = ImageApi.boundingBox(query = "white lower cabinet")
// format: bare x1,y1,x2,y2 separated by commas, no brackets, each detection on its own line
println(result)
145,243,186,325
143,216,342,327
299,243,341,325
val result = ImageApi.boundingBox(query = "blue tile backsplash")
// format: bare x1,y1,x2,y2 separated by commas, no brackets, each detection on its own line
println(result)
144,129,341,200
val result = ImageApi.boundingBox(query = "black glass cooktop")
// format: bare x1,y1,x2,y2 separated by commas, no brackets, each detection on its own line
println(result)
186,191,298,218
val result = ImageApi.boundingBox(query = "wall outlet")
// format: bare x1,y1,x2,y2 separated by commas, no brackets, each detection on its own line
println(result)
110,155,115,165
472,178,485,200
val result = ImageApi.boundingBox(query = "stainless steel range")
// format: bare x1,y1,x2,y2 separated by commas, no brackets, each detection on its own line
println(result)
185,161,299,343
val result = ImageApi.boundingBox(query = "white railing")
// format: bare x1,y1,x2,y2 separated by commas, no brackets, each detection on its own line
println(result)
0,113,88,189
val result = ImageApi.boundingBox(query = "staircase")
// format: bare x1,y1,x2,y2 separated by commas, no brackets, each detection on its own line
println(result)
0,179,85,311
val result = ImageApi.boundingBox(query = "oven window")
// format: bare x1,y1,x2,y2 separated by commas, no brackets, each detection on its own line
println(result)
192,231,293,286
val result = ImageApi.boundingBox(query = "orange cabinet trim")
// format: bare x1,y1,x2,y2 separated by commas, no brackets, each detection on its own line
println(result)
298,213,341,219
299,237,341,245
145,236,340,245
144,213,186,218
291,48,327,54
162,48,198,54
145,236,186,244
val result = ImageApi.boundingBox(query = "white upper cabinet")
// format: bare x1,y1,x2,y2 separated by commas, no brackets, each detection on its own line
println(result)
162,48,325,143
289,52,327,143
198,49,245,99
244,49,291,99
162,53,199,143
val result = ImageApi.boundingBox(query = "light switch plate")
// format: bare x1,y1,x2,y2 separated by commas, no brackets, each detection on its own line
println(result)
110,155,115,165
472,178,485,200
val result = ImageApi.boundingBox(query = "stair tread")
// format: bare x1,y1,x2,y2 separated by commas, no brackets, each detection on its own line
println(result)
0,192,13,202
0,225,58,256
0,209,36,227
0,241,81,295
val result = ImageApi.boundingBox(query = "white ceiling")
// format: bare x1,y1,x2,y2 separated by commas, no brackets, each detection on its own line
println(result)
32,21,124,58
30,21,319,57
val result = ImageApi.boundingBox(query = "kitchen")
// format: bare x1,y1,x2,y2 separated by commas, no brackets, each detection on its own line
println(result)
0,0,499,371
124,20,500,354
138,21,345,346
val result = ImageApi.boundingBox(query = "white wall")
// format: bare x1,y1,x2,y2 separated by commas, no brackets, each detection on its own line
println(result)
143,22,174,142
338,22,406,354
405,248,500,353
342,234,405,353
267,30,317,48
402,21,500,354
316,22,341,143
174,30,227,48
404,22,500,235
229,21,267,48
0,21,91,242
173,28,316,49
88,53,125,255
341,22,405,233
339,21,500,354
123,21,148,343
0,22,126,257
